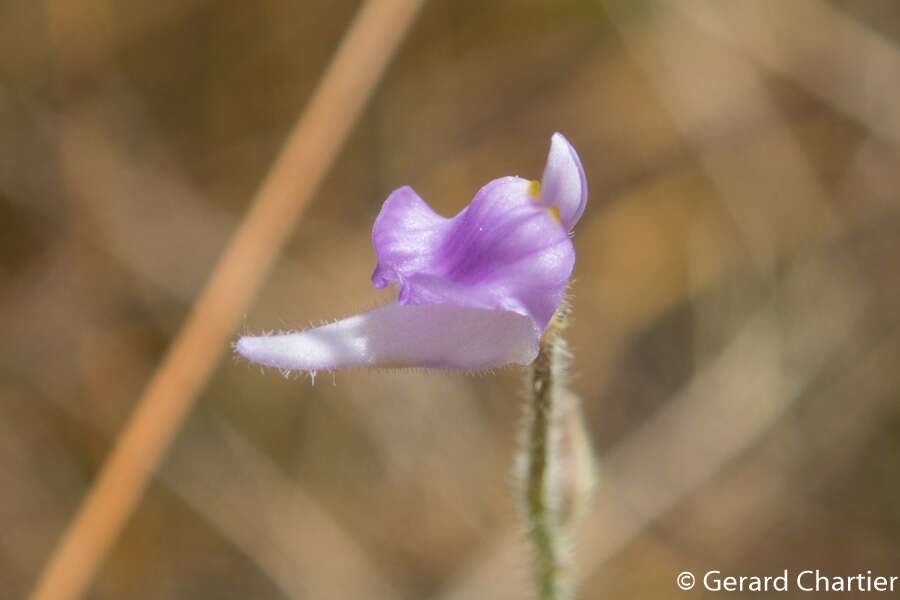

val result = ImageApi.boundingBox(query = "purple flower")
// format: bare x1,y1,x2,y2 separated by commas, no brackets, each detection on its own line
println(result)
237,133,586,372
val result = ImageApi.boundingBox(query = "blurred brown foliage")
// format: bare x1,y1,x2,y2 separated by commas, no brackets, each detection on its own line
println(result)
2,0,900,598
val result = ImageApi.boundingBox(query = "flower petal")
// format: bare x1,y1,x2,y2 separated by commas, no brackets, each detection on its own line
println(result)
371,177,574,335
238,134,587,373
236,302,537,371
540,132,587,231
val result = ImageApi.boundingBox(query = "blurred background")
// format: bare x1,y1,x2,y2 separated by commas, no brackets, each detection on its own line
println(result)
3,0,900,598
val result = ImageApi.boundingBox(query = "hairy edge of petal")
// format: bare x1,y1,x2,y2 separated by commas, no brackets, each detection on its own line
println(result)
236,302,537,372
541,132,587,231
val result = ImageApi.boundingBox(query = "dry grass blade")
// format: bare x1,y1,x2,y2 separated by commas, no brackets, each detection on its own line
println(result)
29,1,426,599
676,0,900,146
163,418,401,600
605,0,838,271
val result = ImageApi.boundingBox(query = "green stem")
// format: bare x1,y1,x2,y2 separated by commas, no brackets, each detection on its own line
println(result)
525,313,569,600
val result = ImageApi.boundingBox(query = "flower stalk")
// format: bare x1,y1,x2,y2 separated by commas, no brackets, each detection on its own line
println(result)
520,303,594,600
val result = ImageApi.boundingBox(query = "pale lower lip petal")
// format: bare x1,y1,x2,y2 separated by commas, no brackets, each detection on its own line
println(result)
237,301,538,372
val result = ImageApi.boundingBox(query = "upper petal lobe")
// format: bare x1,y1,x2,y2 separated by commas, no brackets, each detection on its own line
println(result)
540,132,587,231
371,176,574,334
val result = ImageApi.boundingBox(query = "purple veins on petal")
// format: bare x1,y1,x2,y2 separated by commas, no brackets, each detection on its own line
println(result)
371,176,574,337
236,132,587,372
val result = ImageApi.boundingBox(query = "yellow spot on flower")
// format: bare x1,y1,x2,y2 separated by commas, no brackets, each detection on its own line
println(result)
546,206,561,224
527,179,559,223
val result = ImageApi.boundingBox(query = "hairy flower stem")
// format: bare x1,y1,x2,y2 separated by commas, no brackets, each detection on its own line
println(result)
522,306,577,600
